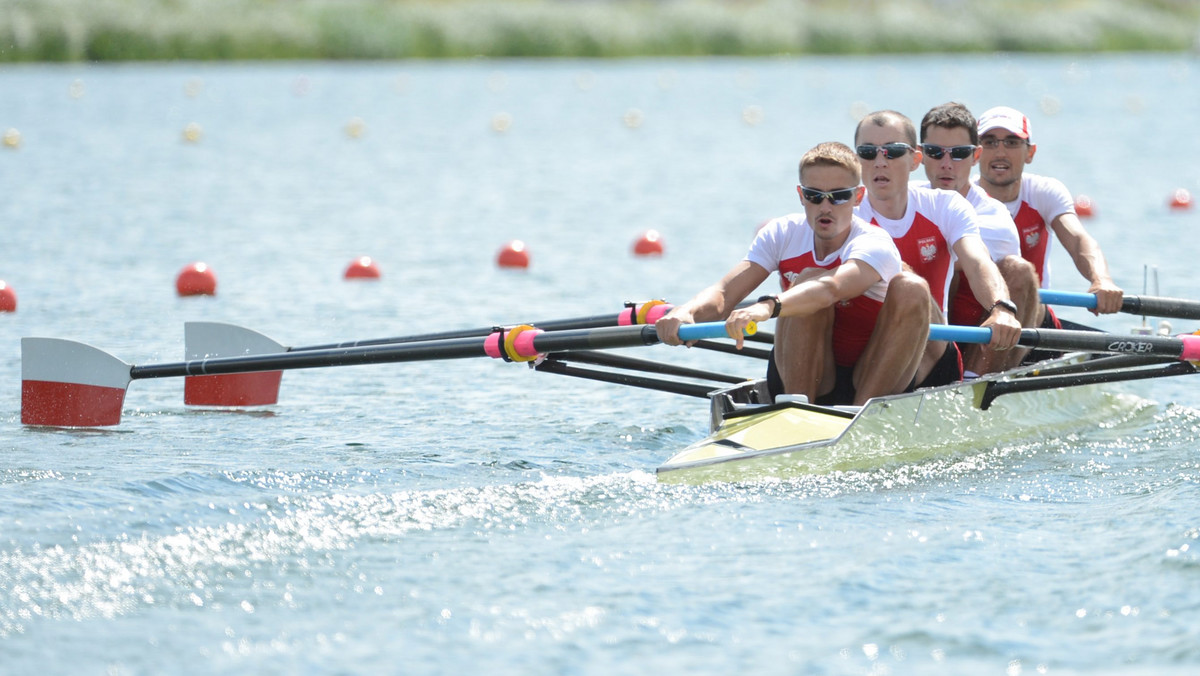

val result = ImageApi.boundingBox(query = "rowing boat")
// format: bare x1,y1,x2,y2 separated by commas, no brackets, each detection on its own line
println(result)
655,352,1178,483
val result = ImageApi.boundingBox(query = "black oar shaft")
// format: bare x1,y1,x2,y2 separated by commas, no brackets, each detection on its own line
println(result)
932,325,1200,360
1021,328,1190,359
288,302,773,353
299,312,624,350
131,325,666,381
132,337,492,380
1122,295,1200,321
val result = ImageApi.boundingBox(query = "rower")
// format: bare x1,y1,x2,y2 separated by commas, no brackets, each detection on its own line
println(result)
917,102,1040,375
655,141,921,406
852,110,1022,389
973,105,1124,341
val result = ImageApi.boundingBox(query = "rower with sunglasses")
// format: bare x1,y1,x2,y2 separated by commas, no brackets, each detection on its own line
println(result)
973,106,1124,325
918,102,1040,376
656,142,924,406
852,109,1022,391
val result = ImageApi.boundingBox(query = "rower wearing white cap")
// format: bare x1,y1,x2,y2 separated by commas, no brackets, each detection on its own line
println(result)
974,106,1124,327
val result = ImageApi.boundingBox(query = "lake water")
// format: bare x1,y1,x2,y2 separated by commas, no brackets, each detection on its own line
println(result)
2,54,1200,674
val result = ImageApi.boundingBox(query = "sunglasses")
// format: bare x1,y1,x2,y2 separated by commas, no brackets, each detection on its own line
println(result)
856,143,913,161
921,143,977,161
980,136,1028,149
798,185,859,206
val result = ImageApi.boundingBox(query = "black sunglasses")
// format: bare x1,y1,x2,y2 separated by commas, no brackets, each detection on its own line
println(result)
798,185,859,206
856,143,913,161
921,143,977,161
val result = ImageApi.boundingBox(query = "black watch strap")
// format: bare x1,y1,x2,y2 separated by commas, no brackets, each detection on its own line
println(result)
757,295,782,319
988,299,1018,315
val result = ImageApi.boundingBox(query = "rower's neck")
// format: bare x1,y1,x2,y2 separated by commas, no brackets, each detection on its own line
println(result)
814,231,850,260
870,191,908,221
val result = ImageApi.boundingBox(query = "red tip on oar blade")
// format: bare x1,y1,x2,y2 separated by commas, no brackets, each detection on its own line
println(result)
184,372,283,406
183,322,285,406
21,338,132,427
21,380,127,426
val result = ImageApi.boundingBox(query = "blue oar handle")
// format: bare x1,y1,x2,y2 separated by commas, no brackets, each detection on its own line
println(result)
929,324,993,344
1039,289,1200,321
677,321,755,342
1038,289,1096,310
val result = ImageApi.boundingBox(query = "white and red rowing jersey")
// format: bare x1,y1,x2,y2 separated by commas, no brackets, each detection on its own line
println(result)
974,173,1075,288
915,181,1020,326
855,185,980,312
746,213,900,367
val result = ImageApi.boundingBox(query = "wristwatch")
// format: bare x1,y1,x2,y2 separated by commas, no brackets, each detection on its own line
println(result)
988,299,1018,315
757,294,782,319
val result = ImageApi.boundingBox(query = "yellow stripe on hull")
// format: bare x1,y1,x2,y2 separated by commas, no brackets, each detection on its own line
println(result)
660,405,854,466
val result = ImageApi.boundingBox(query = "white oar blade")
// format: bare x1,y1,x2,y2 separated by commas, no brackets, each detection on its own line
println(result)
183,322,285,406
21,338,132,427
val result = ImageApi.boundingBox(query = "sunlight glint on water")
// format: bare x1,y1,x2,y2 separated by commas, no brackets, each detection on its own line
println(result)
2,55,1200,674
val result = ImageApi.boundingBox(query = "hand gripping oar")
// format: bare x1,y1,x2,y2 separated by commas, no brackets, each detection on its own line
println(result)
21,321,753,428
1039,290,1200,321
931,324,1200,360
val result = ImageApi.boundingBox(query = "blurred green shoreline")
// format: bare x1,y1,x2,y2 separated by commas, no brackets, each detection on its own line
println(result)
2,0,1198,62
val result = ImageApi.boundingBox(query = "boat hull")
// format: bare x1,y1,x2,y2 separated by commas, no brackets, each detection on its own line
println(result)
656,355,1148,484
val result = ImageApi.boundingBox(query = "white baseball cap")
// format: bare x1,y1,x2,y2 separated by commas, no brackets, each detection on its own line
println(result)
977,106,1031,139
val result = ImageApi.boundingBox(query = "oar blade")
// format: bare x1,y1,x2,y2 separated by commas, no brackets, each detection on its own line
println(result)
21,338,132,427
183,322,285,406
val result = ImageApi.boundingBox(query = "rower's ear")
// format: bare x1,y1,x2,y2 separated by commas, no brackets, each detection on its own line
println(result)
853,185,865,206
1026,143,1037,163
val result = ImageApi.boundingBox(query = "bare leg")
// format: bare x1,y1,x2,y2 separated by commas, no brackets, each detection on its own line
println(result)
852,271,932,404
774,307,836,401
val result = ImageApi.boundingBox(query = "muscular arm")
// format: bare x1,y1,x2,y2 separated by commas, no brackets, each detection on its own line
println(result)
655,260,770,345
954,234,1021,348
1051,213,1123,313
723,260,881,348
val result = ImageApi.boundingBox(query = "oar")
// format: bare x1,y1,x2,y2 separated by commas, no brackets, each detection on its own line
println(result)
21,321,751,428
1039,290,1200,321
182,301,774,406
931,324,1200,361
180,303,680,407
300,300,679,349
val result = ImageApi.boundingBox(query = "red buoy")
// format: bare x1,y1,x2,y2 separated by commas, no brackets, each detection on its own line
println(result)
176,262,217,297
1169,188,1193,210
496,240,530,269
1074,195,1095,218
633,230,665,256
344,256,382,280
0,280,16,312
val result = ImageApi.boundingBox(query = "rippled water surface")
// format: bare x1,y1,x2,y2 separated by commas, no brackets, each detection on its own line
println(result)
3,55,1200,674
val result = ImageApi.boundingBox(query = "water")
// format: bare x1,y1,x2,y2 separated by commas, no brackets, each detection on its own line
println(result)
2,54,1200,674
